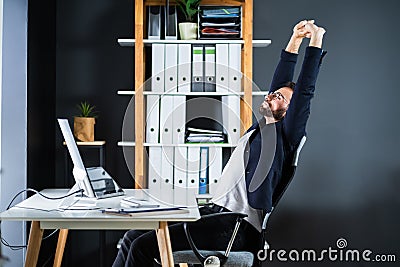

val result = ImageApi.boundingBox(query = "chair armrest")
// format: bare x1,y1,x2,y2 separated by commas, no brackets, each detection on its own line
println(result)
196,212,247,221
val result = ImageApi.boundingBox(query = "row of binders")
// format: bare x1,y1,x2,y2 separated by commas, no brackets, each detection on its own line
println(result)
147,43,243,145
151,43,242,93
148,146,222,201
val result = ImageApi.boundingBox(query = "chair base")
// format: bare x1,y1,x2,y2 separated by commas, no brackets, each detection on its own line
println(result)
173,250,254,267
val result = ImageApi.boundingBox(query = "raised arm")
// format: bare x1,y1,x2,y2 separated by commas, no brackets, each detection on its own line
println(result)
283,23,327,145
270,20,313,92
285,20,313,53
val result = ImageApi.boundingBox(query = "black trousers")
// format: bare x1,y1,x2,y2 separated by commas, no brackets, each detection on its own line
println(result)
112,205,260,266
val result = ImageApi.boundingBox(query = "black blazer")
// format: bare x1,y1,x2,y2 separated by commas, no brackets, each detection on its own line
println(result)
244,47,327,211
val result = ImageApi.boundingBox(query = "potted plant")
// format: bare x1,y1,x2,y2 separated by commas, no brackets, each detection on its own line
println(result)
74,101,98,142
176,0,202,40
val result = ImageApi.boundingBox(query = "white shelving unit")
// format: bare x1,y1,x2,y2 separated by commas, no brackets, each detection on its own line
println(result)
125,0,269,190
117,142,237,148
117,38,271,48
117,90,269,96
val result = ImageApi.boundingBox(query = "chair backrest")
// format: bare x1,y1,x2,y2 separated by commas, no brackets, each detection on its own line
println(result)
271,136,306,208
258,136,307,265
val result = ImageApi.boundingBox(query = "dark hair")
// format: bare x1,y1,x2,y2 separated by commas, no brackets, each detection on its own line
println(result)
272,107,287,121
284,81,296,90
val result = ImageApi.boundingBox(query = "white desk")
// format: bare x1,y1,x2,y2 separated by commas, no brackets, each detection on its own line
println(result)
0,189,200,267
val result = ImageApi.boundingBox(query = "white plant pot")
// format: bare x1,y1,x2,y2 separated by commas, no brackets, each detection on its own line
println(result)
179,22,197,40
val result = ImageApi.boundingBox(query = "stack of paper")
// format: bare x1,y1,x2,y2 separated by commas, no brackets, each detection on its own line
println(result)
199,7,241,39
185,127,226,143
120,196,160,208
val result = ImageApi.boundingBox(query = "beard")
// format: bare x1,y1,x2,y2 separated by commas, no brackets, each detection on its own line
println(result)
259,104,286,121
259,104,271,117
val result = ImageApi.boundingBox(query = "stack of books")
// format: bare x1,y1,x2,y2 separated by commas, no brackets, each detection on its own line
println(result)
198,7,241,39
185,127,226,143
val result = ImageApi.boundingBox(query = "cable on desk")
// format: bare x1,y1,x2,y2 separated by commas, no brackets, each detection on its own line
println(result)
6,188,84,210
0,188,84,250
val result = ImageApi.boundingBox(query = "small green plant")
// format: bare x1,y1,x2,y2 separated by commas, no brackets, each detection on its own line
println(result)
175,0,202,22
76,101,98,118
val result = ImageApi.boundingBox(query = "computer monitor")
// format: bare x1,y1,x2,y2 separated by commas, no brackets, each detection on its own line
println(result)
58,118,124,199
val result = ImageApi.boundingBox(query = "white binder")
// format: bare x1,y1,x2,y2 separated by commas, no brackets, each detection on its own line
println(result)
151,44,165,92
146,95,160,143
222,95,241,145
216,44,229,92
165,43,178,92
173,146,188,205
187,146,200,197
148,147,162,197
174,146,188,189
160,95,174,144
228,43,242,92
204,45,216,92
172,96,186,144
192,44,204,92
178,44,191,92
160,146,174,203
208,146,222,197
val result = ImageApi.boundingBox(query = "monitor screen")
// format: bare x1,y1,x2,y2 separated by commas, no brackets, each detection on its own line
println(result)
58,118,96,198
58,118,124,199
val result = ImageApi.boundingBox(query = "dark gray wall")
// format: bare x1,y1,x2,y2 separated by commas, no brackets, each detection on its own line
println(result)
54,1,134,266
253,1,400,266
55,0,134,189
26,0,400,266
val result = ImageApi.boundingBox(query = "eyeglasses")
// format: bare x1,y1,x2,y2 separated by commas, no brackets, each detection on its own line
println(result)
267,91,288,104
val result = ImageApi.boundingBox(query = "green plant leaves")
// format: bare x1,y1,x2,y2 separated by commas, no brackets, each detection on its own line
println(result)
175,0,202,22
77,101,98,118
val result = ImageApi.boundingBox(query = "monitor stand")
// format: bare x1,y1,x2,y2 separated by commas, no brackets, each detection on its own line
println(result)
86,167,125,199
58,167,124,210
58,184,98,210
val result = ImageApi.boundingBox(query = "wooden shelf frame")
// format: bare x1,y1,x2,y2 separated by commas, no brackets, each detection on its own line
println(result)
133,0,254,189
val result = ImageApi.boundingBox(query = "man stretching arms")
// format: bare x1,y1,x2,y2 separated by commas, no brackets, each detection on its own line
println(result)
113,20,326,266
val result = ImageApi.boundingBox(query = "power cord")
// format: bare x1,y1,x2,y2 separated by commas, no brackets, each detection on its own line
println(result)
0,227,59,251
1,188,84,250
6,188,84,210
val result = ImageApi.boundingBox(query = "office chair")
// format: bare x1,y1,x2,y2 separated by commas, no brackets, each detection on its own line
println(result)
173,136,307,267
173,212,253,267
